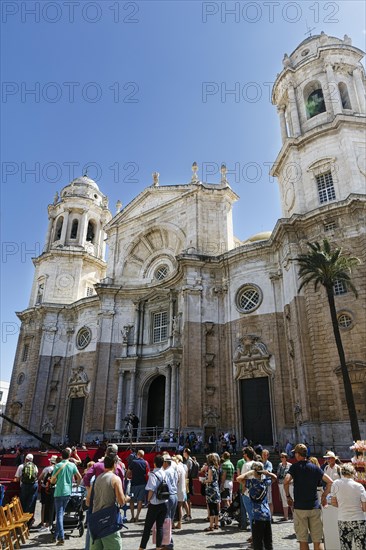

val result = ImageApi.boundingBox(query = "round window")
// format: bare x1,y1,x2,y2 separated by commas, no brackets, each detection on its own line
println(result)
338,313,353,329
17,373,25,385
236,284,262,313
76,326,92,349
154,265,169,281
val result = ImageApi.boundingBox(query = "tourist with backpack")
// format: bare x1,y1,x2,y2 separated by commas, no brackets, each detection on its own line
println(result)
138,455,169,550
14,453,39,523
237,461,277,550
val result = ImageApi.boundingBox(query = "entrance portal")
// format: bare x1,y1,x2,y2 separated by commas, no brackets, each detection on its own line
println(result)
147,376,165,429
240,377,273,445
67,397,85,444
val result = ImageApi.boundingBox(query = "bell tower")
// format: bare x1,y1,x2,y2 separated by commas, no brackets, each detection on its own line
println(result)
30,175,112,305
271,33,366,217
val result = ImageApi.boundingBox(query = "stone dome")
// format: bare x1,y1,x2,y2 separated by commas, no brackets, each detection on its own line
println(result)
243,231,272,244
70,175,99,190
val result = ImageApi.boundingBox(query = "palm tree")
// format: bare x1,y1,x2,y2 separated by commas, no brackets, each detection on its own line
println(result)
296,239,361,442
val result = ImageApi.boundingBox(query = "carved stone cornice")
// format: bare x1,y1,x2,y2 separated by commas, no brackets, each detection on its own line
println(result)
67,366,90,398
234,359,274,380
334,362,366,383
233,334,274,379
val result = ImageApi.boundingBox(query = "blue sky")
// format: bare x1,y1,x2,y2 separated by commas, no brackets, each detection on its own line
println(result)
1,0,365,382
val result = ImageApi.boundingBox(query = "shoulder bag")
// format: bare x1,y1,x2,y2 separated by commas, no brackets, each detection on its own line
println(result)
88,476,123,542
50,461,68,487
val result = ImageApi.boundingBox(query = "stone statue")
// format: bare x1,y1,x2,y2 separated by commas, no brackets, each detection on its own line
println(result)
121,325,132,344
152,172,160,187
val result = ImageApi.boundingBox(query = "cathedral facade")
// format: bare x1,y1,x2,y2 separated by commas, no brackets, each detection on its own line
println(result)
3,33,366,451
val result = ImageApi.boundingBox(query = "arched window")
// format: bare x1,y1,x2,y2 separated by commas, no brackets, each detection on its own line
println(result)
304,81,326,119
86,221,96,243
70,219,78,239
54,216,63,241
338,82,351,109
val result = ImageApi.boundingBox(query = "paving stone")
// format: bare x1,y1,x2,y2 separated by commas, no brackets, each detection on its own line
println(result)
23,503,299,549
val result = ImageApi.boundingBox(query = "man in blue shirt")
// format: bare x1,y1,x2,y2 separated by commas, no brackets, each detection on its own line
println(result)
284,443,333,550
127,449,149,522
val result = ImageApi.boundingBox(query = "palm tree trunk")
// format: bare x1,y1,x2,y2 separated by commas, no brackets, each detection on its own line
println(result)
326,287,361,441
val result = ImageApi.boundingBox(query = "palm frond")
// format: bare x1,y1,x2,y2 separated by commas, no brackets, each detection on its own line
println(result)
296,240,361,297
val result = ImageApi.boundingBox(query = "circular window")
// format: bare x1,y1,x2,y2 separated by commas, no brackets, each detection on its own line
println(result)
154,265,169,281
301,48,310,57
236,284,262,313
17,373,25,385
338,313,353,329
76,326,92,349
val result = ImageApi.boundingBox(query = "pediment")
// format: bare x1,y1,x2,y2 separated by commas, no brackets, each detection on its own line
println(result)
106,185,194,230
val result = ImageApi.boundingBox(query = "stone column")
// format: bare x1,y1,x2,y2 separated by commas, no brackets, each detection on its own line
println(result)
287,82,301,137
353,68,366,113
169,295,175,347
164,365,171,429
325,63,342,114
170,362,178,429
115,368,124,431
97,223,104,260
78,210,88,246
44,215,55,251
59,209,70,245
128,369,136,414
347,78,359,113
277,106,288,143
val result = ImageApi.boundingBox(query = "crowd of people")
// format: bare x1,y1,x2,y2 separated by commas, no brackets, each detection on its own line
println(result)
5,441,366,550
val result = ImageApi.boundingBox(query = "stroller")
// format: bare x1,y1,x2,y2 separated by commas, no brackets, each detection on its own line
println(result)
52,485,86,537
219,492,241,528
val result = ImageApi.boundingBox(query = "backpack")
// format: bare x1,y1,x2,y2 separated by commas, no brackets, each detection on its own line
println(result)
249,481,267,503
190,460,199,479
21,462,37,484
154,473,170,500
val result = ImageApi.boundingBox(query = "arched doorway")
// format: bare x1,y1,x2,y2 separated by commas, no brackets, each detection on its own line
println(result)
146,376,165,429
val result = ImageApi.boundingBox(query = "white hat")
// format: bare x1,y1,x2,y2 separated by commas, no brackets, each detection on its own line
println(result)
25,453,33,461
49,455,58,464
323,451,337,459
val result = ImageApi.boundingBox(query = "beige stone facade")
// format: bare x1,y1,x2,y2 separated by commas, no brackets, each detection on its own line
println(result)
2,34,366,453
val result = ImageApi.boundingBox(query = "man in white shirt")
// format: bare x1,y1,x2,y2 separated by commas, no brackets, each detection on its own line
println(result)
323,451,342,481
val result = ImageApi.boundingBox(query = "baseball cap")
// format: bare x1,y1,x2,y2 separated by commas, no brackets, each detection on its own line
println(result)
25,453,33,461
49,455,58,464
323,451,337,459
291,444,307,455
